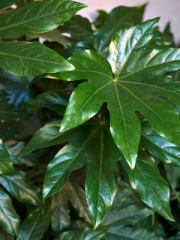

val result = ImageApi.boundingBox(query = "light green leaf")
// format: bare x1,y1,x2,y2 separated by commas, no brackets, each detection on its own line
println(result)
0,188,20,236
120,150,174,221
141,121,180,167
0,41,74,77
0,0,20,11
0,171,42,208
56,227,108,240
0,139,16,174
0,0,86,39
26,91,69,115
17,200,51,240
0,101,25,123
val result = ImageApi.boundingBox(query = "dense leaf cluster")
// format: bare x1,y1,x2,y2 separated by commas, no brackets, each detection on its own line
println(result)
0,0,180,239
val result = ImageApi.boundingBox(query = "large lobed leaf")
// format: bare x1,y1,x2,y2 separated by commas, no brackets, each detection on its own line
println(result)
48,18,180,169
0,0,86,39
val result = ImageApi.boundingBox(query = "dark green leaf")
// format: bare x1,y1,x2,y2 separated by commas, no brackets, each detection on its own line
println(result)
120,150,174,221
93,6,139,52
0,139,16,174
104,226,161,240
0,101,25,123
0,0,20,11
56,227,108,240
133,3,148,25
0,0,86,39
165,165,180,190
0,171,42,208
141,121,180,167
17,200,51,240
149,29,174,48
94,10,108,28
0,227,15,240
0,41,74,77
0,127,20,143
164,22,174,42
0,188,20,236
7,142,47,166
64,15,93,41
50,18,180,169
26,91,69,115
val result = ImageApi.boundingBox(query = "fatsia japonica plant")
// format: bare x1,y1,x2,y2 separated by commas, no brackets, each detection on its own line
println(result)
1,0,180,239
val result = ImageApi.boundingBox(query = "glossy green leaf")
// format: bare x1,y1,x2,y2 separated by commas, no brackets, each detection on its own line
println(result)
0,171,42,207
104,226,162,240
43,120,119,227
26,29,73,46
7,142,46,166
0,0,86,39
165,165,180,190
0,188,20,236
0,127,20,143
0,101,25,123
64,15,93,41
149,29,174,48
0,0,20,11
0,139,16,174
93,6,139,52
141,121,180,167
50,18,180,169
0,40,74,77
0,68,42,112
120,150,174,221
0,227,15,240
56,227,108,240
26,91,69,115
17,200,51,240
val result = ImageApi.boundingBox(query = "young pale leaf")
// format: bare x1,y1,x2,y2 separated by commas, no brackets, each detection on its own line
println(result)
0,188,20,236
0,227,15,240
0,171,42,208
26,91,69,115
0,139,16,174
164,165,180,190
120,151,174,221
0,101,25,122
104,226,162,240
7,142,46,167
141,121,180,167
0,0,20,11
56,227,108,240
0,41,74,77
17,201,51,240
0,0,86,39
50,18,180,169
0,127,20,143
64,15,93,41
93,6,139,52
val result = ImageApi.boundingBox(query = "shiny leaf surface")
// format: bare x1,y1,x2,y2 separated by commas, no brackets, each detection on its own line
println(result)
26,91,69,115
0,139,16,174
17,201,51,240
51,18,180,169
0,0,86,39
0,188,20,236
56,227,108,240
0,171,42,207
141,121,180,167
0,0,20,11
120,150,174,221
0,228,15,240
0,41,74,77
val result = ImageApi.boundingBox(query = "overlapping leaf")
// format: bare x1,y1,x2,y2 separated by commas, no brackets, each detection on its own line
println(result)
56,227,108,240
0,227,15,240
120,150,174,221
0,188,20,236
0,139,16,174
26,91,69,115
0,41,74,77
164,165,180,190
49,18,180,169
0,0,86,39
0,101,25,122
0,127,20,143
0,0,20,11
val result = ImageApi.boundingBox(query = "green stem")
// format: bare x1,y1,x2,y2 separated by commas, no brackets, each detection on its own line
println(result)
152,212,155,226
173,189,180,204
23,0,27,5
